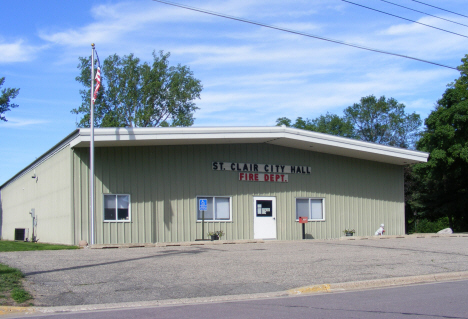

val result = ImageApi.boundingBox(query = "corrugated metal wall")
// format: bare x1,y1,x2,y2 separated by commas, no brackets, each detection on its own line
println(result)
72,143,404,244
1,146,73,244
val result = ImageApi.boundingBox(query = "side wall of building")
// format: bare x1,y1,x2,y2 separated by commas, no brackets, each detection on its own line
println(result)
73,143,404,245
1,146,73,244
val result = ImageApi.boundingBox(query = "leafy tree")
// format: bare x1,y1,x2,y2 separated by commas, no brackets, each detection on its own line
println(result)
276,117,292,127
277,96,421,149
404,165,418,233
73,50,203,128
343,95,422,148
410,55,468,231
0,77,19,122
276,113,355,138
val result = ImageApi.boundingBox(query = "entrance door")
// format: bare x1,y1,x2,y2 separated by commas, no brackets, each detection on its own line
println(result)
253,197,277,239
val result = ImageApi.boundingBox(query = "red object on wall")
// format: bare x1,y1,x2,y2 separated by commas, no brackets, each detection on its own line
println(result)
299,217,308,223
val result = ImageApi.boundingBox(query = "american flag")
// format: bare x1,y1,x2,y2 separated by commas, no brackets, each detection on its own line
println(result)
92,50,101,102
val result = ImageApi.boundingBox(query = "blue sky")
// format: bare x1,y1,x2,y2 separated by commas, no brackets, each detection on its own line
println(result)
1,0,467,185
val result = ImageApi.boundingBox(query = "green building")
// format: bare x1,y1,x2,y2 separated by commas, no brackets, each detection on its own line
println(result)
0,126,428,245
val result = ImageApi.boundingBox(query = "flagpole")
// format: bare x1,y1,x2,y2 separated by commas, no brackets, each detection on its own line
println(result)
90,43,95,246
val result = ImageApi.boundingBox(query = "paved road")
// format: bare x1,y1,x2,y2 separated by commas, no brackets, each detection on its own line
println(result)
9,280,468,319
0,237,467,307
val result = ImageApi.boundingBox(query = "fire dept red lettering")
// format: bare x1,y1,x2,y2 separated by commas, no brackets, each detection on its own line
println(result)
239,172,288,182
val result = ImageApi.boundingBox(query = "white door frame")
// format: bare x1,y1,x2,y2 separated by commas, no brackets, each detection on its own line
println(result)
253,196,277,239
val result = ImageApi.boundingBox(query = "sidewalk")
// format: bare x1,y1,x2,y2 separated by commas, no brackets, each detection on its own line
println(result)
0,235,467,312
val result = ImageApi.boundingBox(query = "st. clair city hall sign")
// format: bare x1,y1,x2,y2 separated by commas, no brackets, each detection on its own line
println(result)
212,162,311,183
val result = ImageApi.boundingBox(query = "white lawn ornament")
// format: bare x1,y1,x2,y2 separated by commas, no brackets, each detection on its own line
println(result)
375,224,385,236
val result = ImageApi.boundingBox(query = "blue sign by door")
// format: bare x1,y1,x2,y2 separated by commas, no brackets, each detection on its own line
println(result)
199,199,208,211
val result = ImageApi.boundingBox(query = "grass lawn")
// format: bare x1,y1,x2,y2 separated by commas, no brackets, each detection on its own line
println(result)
0,240,79,252
0,263,33,306
0,240,79,306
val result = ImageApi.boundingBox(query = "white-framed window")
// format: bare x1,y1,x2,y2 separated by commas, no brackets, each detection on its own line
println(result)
197,196,232,221
104,194,131,222
296,198,325,221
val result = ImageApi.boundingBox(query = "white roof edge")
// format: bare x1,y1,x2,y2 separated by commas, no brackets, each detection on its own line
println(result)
71,126,428,164
282,127,428,161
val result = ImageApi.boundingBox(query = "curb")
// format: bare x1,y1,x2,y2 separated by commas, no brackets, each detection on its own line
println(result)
4,271,467,316
287,271,468,295
288,284,331,295
27,291,289,315
0,307,35,316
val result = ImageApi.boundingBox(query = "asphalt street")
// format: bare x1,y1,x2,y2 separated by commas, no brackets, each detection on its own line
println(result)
0,237,467,307
9,280,468,319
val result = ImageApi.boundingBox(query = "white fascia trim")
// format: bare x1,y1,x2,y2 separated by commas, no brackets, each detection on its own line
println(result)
70,126,282,146
281,128,428,163
70,126,428,163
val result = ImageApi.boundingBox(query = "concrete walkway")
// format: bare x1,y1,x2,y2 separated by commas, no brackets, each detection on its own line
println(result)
0,235,467,311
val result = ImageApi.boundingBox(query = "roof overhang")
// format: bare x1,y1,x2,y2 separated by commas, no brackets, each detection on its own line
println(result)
70,126,428,165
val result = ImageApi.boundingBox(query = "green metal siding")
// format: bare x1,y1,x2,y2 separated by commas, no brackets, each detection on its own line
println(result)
72,143,404,245
1,146,73,244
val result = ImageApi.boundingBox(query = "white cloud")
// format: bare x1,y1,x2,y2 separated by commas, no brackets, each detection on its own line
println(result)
0,39,41,63
171,39,351,69
193,63,453,127
273,22,321,32
373,16,467,60
37,0,326,49
38,2,205,48
0,117,49,127
203,71,320,89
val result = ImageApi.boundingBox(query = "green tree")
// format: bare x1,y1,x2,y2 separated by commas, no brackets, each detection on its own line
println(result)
0,77,19,122
276,113,355,138
411,55,468,231
277,96,421,149
73,50,203,128
343,95,422,148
